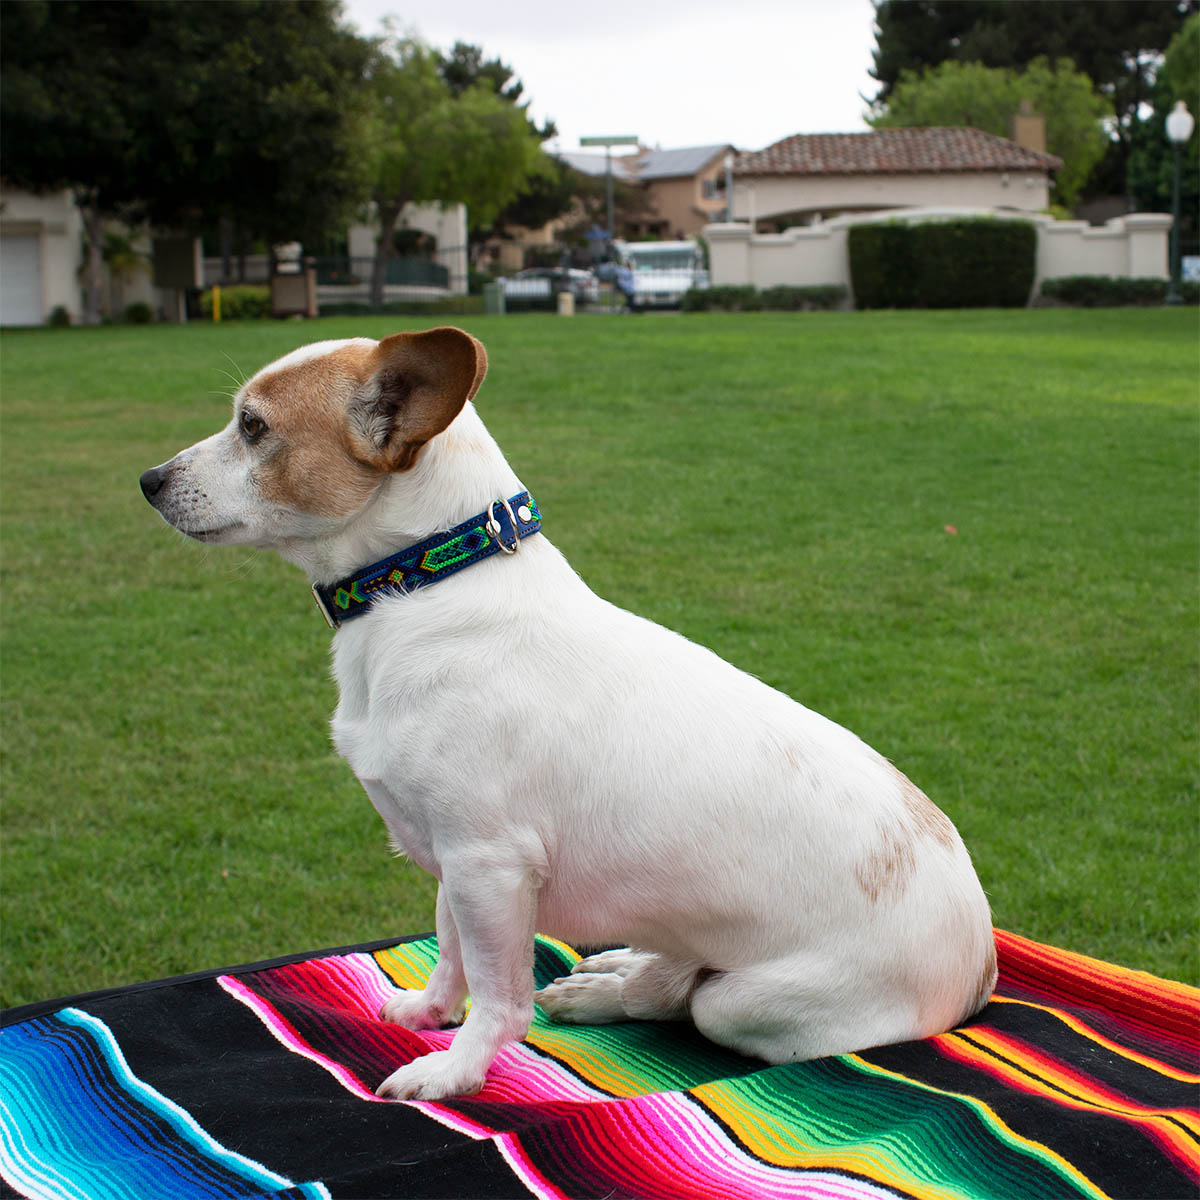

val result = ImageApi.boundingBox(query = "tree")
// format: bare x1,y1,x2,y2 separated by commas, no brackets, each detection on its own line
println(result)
0,0,373,321
434,42,573,247
869,0,1198,200
1128,15,1200,245
437,40,556,139
869,57,1112,208
364,38,544,303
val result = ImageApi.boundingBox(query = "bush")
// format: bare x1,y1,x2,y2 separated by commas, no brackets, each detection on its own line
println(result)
849,218,1037,309
682,284,846,312
847,222,920,310
122,301,155,324
757,285,847,311
1038,275,1200,307
682,286,761,312
47,305,71,327
198,286,271,321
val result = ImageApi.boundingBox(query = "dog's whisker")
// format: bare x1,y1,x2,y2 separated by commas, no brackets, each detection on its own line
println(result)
223,555,259,578
219,352,249,389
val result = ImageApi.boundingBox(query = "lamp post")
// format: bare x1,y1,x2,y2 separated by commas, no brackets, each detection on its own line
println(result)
1165,100,1194,306
580,135,639,244
724,151,734,222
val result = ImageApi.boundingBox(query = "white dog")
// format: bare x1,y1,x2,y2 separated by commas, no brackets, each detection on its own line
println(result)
141,326,996,1101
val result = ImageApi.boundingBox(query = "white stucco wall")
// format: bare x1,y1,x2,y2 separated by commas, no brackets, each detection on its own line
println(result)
1,187,161,324
347,202,469,295
706,208,1173,305
737,171,1052,225
0,188,84,324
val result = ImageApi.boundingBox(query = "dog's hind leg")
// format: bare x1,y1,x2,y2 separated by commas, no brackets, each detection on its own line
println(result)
536,949,698,1024
687,956,921,1064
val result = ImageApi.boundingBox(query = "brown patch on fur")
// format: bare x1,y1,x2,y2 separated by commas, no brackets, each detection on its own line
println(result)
895,772,958,850
241,327,487,515
244,344,383,518
855,768,959,905
855,824,916,904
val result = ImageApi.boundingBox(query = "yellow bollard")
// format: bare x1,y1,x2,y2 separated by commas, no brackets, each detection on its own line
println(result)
212,285,221,323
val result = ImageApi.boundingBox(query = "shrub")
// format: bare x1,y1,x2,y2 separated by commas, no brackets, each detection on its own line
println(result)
1038,275,1199,307
849,218,1037,309
847,222,920,310
682,285,761,312
122,301,155,324
683,284,847,312
198,286,271,321
47,305,71,327
758,285,847,311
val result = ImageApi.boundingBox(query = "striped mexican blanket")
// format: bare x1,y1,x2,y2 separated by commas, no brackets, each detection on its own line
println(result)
2,929,1196,1200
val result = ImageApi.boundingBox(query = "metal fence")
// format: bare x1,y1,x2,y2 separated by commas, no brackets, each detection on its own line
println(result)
315,256,449,290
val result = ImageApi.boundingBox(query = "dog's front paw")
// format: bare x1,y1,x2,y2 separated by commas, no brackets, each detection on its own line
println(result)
379,990,465,1030
375,1050,485,1101
536,972,626,1024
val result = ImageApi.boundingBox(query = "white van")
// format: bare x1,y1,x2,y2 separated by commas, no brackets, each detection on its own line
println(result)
613,240,709,309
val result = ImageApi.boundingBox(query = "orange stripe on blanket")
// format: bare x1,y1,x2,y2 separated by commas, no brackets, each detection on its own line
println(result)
994,930,1200,1053
935,1028,1200,1178
987,996,1200,1085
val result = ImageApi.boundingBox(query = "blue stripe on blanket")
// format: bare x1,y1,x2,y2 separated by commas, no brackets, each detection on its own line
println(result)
0,1008,329,1200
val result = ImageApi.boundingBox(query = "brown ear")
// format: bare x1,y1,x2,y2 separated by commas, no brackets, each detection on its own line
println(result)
349,326,488,471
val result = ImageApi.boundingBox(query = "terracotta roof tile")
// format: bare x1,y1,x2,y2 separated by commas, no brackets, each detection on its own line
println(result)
734,128,1062,177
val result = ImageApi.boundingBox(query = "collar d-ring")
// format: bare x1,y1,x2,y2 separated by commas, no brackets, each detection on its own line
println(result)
485,496,522,554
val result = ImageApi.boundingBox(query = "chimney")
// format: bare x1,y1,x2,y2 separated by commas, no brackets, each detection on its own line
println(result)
1010,99,1046,153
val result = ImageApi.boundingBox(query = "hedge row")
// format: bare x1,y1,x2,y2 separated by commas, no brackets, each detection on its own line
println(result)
198,286,271,320
849,219,1036,309
1038,275,1199,307
682,284,847,312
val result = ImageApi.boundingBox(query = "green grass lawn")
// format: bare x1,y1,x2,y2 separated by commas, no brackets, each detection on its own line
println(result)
2,308,1196,1007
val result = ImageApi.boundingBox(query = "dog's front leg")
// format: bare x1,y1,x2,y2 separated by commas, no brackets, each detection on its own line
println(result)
376,853,540,1101
379,884,468,1030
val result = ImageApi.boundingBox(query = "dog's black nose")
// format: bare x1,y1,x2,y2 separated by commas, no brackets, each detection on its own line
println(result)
139,466,167,500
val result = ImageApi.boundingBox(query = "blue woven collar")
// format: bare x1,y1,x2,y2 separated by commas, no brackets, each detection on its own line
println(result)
312,492,541,628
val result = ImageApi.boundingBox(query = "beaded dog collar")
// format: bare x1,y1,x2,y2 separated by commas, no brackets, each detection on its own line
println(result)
311,491,541,628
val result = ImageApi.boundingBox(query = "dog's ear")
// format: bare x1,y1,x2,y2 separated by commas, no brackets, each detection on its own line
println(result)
349,326,488,472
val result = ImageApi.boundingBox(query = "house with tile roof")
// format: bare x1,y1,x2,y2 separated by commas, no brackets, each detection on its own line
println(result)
730,127,1063,230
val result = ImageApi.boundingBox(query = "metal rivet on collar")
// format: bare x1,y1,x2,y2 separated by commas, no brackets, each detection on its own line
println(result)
517,505,532,523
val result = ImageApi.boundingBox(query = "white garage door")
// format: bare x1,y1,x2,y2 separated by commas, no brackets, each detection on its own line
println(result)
1,235,44,326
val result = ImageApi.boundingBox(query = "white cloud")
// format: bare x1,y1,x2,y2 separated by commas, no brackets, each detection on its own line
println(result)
340,0,880,153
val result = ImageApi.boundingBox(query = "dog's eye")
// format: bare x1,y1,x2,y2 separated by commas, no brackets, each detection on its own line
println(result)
240,411,267,442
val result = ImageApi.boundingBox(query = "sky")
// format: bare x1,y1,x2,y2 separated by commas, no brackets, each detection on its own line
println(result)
339,0,880,156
